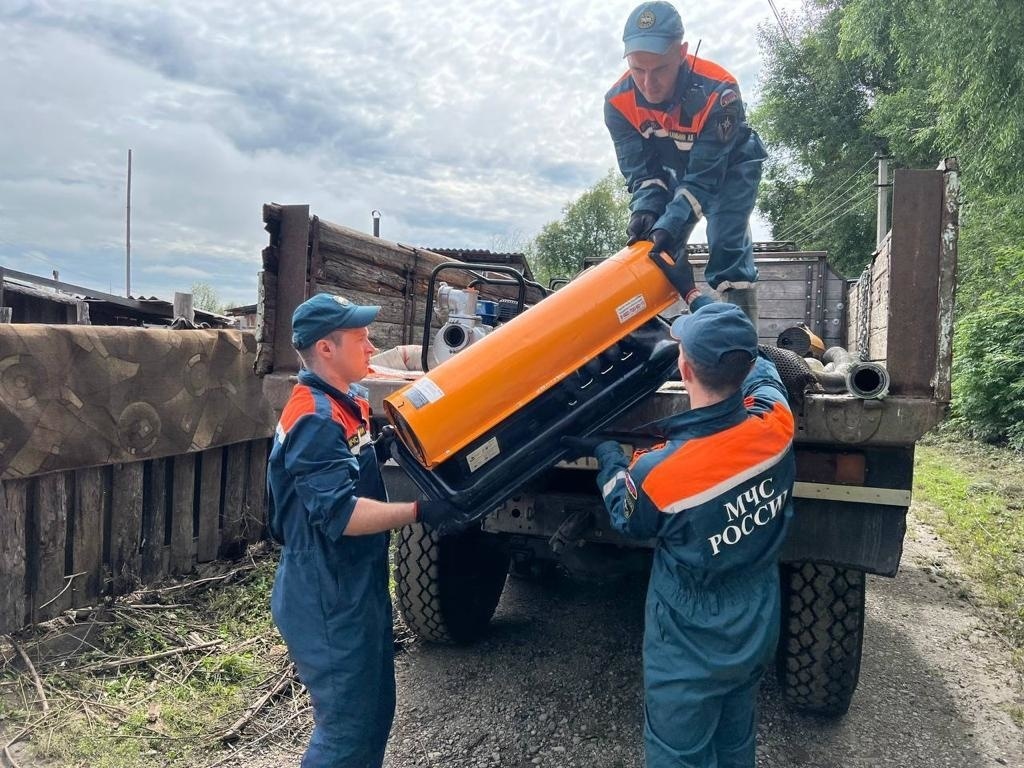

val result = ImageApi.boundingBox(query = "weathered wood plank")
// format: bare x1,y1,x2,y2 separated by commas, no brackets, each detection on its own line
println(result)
220,443,249,558
72,467,106,607
934,160,960,403
32,472,71,622
270,205,312,374
170,454,196,575
196,447,223,563
109,461,143,594
244,439,269,544
141,459,170,582
0,479,30,633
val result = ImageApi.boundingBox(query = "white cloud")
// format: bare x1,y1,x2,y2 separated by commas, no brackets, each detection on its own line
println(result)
1,0,802,307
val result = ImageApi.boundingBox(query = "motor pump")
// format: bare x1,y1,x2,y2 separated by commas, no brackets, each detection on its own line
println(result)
428,284,497,368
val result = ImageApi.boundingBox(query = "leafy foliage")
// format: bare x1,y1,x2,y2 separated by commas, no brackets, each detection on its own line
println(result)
754,0,1024,446
527,170,630,285
950,234,1024,448
190,280,224,313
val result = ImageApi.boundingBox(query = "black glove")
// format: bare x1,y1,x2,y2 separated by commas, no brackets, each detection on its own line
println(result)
649,228,674,256
625,211,657,246
647,233,697,299
415,498,475,537
372,425,396,465
560,435,607,461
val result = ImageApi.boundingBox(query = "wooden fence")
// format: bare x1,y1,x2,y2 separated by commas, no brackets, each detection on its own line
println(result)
0,439,271,633
0,324,278,635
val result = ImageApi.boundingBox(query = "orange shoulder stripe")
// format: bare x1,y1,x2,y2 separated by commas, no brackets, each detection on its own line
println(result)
278,386,318,435
642,402,794,513
689,54,737,85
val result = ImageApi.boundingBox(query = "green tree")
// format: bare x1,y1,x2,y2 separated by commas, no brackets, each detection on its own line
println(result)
751,1,881,276
527,170,630,285
756,0,1024,446
191,281,223,313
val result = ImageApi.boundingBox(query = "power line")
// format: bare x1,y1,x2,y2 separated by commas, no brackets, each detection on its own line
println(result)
798,186,876,245
766,0,795,48
777,156,875,240
783,181,875,245
779,174,873,243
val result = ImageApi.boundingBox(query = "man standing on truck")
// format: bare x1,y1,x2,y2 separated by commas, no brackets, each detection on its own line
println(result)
606,1,767,322
267,293,469,768
564,303,795,767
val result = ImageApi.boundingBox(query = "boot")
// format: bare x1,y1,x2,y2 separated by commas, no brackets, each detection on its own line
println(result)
722,286,759,327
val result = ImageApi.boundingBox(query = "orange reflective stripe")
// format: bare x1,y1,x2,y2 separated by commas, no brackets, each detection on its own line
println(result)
689,54,737,86
278,385,366,440
279,386,317,435
609,54,736,138
641,402,794,513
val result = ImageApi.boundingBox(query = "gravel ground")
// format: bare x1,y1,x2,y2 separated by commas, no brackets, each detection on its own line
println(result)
231,509,1023,768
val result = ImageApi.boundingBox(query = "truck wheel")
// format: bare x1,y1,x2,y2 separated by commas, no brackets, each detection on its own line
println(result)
776,562,866,717
393,523,510,644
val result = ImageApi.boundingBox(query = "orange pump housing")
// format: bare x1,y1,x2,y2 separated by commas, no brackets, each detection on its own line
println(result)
383,243,681,469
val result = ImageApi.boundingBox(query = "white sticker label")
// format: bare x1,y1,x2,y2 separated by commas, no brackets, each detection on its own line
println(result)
466,436,500,472
405,377,445,409
616,294,647,324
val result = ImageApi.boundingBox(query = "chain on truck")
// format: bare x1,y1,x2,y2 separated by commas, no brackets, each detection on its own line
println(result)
256,159,960,719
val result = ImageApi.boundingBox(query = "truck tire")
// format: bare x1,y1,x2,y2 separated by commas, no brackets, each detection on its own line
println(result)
776,562,866,717
393,522,510,643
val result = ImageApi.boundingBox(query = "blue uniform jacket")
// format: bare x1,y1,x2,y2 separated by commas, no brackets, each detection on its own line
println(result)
267,369,394,767
594,356,795,592
605,52,767,288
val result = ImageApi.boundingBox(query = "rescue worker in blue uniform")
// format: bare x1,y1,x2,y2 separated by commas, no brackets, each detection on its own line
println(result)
267,293,469,768
564,302,795,767
606,1,767,322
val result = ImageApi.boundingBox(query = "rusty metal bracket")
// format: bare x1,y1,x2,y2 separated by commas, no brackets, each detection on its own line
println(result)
823,397,884,444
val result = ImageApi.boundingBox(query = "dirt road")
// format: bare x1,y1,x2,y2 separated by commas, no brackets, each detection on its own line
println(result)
234,510,1023,768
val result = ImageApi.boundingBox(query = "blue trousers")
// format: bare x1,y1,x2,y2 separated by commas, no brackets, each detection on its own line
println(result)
698,133,766,292
642,570,779,768
272,547,396,768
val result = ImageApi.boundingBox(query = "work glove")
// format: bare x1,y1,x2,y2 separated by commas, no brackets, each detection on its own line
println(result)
371,424,396,465
625,211,658,246
560,435,608,461
415,498,476,537
647,231,698,302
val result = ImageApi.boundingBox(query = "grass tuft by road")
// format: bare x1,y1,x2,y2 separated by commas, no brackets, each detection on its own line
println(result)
913,434,1024,683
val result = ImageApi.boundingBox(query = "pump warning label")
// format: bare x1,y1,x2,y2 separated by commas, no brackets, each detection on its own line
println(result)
616,294,647,323
466,436,500,472
405,377,445,409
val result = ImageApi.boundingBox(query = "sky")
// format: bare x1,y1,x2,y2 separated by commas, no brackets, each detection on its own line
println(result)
0,0,801,308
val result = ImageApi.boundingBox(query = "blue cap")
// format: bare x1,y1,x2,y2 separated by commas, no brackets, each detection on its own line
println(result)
291,293,380,349
623,1,684,57
669,303,757,368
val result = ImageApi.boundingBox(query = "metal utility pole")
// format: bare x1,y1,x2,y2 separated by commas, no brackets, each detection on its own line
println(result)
126,149,132,297
875,152,892,247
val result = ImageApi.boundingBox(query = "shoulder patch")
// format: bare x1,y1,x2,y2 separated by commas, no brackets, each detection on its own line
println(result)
720,88,739,108
624,472,638,518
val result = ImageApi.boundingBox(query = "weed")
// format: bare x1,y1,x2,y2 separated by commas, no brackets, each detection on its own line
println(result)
915,437,1024,670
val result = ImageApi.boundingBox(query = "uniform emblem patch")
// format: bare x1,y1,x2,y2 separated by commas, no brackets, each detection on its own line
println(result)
637,9,656,29
717,113,736,142
624,472,638,518
720,89,739,108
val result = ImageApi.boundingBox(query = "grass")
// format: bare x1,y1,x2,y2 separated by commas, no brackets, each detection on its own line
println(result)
913,434,1024,681
1,555,292,768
